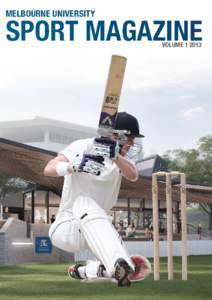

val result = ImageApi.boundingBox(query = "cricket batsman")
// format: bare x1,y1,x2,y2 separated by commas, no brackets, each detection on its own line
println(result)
44,112,151,287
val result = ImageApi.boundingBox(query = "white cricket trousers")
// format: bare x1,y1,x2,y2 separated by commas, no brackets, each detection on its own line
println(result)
49,196,134,275
49,209,88,253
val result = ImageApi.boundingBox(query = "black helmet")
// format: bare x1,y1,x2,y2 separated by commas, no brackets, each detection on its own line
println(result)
114,112,144,137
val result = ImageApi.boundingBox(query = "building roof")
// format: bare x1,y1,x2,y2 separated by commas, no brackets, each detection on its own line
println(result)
136,155,168,177
0,116,97,148
0,138,62,195
0,116,96,134
120,177,212,205
0,138,212,205
0,116,97,152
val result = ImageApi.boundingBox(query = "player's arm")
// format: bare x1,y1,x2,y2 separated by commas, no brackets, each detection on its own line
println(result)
43,154,71,177
114,154,138,182
93,137,139,181
44,153,105,177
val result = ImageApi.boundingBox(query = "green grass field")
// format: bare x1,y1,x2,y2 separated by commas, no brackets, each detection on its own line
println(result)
0,256,212,300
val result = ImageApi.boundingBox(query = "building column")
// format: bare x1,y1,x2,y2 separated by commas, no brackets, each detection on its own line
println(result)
31,190,35,223
127,198,131,225
0,203,3,220
45,191,49,224
113,211,116,226
44,130,50,143
142,198,146,228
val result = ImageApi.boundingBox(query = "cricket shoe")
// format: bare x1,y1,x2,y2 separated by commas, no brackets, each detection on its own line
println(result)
114,258,134,287
68,263,84,280
129,255,152,282
68,261,108,282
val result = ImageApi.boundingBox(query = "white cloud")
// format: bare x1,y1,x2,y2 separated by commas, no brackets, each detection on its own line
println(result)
180,94,196,100
181,107,205,121
128,79,183,91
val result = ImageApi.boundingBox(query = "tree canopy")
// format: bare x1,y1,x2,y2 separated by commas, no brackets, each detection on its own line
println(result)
163,135,212,184
163,135,212,231
0,171,27,202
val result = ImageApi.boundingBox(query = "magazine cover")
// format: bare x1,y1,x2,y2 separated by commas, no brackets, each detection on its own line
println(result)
0,0,212,299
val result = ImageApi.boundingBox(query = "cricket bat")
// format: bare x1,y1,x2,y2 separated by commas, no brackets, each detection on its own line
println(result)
98,55,127,137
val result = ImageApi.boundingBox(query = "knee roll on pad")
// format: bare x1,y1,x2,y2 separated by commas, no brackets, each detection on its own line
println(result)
49,216,87,253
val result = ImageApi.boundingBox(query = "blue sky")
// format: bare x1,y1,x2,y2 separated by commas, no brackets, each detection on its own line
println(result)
0,0,211,156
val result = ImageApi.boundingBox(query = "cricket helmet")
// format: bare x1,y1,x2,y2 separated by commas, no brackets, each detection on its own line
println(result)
114,112,144,137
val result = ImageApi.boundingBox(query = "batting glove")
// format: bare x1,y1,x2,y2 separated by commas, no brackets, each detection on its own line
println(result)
72,154,105,176
93,137,120,160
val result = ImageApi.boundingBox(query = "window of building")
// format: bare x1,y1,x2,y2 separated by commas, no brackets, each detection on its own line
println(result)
49,132,73,144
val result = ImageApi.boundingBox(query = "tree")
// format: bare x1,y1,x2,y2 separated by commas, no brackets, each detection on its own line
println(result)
0,171,27,207
163,135,212,231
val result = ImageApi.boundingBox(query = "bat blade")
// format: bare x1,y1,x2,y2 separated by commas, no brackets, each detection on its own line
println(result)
98,55,127,133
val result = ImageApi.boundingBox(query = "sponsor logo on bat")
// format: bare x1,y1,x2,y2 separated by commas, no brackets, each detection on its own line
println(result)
105,95,119,106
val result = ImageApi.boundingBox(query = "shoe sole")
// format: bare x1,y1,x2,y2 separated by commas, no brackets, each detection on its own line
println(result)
115,259,133,287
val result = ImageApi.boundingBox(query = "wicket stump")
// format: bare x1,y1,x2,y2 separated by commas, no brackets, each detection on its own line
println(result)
152,171,187,281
